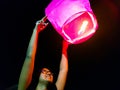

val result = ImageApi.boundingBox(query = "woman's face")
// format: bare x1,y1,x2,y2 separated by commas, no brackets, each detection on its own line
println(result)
39,68,53,83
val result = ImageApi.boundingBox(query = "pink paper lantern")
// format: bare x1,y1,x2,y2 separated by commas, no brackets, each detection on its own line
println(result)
45,0,98,44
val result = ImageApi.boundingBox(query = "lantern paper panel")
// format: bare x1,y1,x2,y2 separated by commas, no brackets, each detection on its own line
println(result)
45,0,98,44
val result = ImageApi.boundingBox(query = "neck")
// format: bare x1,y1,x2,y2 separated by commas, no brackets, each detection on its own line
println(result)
36,83,48,90
36,80,51,90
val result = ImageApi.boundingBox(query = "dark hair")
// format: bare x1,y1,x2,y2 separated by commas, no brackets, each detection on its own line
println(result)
47,83,57,90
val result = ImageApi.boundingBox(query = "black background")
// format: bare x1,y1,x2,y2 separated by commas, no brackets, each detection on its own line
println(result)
1,0,120,90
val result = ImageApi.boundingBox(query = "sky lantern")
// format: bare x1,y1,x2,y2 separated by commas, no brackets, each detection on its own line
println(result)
45,0,98,44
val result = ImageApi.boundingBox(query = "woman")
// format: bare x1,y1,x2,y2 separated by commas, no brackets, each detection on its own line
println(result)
18,16,69,90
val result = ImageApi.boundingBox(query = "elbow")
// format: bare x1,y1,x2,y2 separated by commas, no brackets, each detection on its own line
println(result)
64,65,68,72
64,68,68,73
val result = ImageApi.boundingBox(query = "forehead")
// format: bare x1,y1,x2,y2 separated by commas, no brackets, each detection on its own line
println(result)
42,68,50,71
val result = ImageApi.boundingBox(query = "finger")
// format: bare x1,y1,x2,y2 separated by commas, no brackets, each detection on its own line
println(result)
42,16,47,22
44,22,49,26
41,23,49,29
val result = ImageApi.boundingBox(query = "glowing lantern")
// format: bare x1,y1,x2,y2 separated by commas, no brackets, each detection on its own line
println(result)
45,0,98,44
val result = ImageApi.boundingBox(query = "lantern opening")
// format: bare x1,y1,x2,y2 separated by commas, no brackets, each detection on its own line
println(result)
62,12,96,44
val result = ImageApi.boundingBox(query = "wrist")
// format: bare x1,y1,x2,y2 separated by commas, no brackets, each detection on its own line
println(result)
62,48,67,58
62,40,69,57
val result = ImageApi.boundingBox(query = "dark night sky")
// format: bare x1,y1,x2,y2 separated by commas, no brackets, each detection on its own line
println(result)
1,0,120,90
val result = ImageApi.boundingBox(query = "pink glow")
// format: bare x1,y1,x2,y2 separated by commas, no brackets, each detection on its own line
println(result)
45,0,98,44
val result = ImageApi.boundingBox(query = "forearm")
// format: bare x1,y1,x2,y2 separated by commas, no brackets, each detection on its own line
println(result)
56,41,69,90
26,28,38,57
60,40,69,71
60,53,68,72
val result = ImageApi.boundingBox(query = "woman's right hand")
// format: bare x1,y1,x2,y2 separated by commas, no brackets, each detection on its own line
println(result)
36,16,49,33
